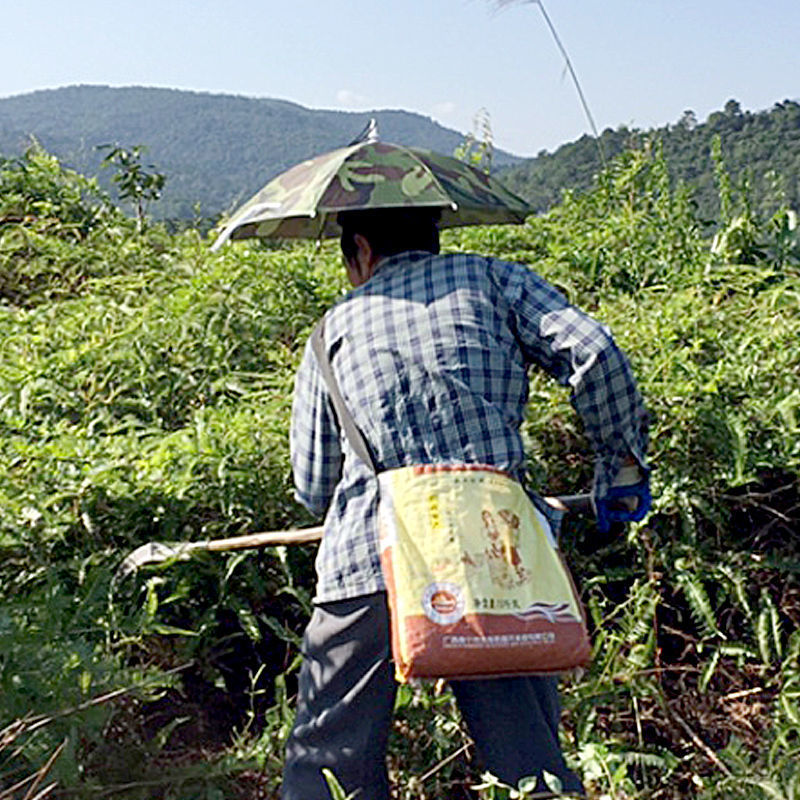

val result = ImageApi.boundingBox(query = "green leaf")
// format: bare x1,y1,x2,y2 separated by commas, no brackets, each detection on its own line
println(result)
699,647,721,693
321,767,357,800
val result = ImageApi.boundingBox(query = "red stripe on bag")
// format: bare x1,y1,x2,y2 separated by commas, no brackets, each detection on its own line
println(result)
412,463,510,477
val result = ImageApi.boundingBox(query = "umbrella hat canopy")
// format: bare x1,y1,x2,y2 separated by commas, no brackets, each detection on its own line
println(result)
211,141,531,249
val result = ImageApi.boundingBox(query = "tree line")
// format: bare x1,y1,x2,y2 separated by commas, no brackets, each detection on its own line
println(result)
500,98,800,222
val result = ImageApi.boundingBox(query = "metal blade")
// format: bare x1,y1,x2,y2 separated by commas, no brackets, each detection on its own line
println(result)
116,540,209,581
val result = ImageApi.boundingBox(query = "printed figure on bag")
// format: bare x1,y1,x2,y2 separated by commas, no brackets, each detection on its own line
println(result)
481,509,531,588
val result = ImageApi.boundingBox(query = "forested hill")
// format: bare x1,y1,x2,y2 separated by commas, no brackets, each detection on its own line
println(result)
0,85,520,219
500,99,800,219
4,88,799,223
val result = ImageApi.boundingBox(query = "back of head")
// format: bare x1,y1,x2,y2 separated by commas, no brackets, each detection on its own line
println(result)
338,207,441,261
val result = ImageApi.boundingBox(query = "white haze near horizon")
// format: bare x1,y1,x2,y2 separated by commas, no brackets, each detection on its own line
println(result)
2,0,798,157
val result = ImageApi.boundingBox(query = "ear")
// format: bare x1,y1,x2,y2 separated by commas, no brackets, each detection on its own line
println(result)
353,233,373,266
349,233,377,286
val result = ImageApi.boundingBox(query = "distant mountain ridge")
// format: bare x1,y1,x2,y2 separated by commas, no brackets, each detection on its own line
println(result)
3,87,799,224
499,98,800,220
0,85,521,219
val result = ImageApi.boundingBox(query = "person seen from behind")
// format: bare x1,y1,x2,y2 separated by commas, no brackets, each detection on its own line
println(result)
284,207,650,799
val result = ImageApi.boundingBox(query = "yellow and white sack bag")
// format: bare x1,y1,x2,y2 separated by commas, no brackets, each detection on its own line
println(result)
377,464,591,683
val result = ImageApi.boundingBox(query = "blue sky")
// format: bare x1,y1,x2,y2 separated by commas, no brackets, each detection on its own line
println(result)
3,0,799,157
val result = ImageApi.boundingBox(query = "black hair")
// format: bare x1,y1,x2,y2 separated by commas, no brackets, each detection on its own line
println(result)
338,207,441,261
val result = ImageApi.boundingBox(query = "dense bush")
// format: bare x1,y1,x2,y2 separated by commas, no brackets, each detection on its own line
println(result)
1,145,798,799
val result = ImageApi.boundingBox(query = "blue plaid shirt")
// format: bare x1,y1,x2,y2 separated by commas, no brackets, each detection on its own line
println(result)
291,251,648,602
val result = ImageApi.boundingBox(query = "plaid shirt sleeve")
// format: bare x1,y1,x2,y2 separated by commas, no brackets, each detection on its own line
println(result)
503,266,649,499
290,335,342,516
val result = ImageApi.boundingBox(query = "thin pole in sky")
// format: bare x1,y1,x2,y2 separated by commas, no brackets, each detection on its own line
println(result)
493,0,607,166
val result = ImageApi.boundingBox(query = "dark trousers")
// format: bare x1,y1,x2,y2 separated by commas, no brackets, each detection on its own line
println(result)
281,592,584,800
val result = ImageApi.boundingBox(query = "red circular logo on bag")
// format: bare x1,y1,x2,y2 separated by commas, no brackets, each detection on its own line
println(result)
422,582,465,625
431,590,457,614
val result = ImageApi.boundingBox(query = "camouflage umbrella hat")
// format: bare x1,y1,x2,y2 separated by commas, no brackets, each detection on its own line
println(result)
211,140,531,249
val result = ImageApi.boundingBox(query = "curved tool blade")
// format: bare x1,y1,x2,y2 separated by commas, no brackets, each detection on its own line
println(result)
116,526,326,581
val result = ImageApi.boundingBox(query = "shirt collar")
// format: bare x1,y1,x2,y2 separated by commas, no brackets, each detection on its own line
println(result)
371,250,433,278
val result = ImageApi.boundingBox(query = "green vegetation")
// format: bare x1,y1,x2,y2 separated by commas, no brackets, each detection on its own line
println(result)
4,87,799,238
0,85,520,222
1,140,799,799
500,98,800,223
99,145,166,231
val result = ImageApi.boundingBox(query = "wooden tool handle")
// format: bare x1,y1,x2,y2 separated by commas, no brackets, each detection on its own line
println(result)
118,494,595,577
544,493,593,515
204,526,325,551
204,495,592,552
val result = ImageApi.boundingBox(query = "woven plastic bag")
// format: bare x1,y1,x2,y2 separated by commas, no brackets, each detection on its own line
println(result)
377,465,591,683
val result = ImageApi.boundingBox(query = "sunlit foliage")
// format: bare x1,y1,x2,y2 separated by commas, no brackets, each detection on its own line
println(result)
1,143,798,799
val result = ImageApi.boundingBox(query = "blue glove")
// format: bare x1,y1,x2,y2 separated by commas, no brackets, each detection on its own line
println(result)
595,476,651,533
